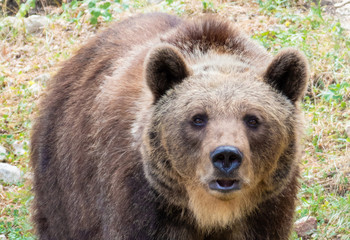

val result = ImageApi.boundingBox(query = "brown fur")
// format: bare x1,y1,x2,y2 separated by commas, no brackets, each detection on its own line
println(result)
31,13,308,240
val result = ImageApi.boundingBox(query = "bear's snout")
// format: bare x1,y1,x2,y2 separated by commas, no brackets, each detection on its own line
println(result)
210,146,243,174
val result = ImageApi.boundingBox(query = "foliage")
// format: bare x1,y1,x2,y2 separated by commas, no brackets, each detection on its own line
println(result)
201,0,215,12
0,185,34,239
61,0,129,25
252,1,350,238
61,0,153,25
258,0,297,12
16,0,36,17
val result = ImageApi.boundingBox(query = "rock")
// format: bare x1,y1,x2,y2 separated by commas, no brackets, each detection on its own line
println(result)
0,163,22,184
0,17,22,38
0,234,7,240
335,0,350,8
148,0,163,3
334,0,350,30
24,15,49,34
345,122,350,137
1,16,16,26
0,145,6,161
294,216,317,238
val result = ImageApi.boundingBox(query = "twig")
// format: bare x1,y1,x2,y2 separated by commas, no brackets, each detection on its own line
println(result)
334,0,350,8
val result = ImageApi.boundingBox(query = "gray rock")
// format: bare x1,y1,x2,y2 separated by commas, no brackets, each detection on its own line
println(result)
346,122,350,137
335,0,350,8
335,0,350,30
294,216,317,238
0,234,7,240
24,15,50,34
148,0,163,4
0,163,22,184
2,16,17,26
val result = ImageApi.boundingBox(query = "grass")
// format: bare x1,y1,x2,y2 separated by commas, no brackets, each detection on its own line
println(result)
0,0,349,239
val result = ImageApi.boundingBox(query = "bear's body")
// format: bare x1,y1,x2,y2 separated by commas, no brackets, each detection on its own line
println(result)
31,13,308,240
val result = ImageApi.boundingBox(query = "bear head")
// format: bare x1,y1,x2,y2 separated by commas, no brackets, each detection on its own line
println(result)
140,44,308,229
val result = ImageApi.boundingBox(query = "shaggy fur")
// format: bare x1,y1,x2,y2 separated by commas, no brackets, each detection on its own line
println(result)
31,13,309,240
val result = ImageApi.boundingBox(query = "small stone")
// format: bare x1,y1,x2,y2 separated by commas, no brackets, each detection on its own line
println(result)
0,163,22,184
24,15,50,34
148,0,163,3
1,16,16,26
0,234,7,240
334,0,350,8
294,216,317,238
345,122,350,137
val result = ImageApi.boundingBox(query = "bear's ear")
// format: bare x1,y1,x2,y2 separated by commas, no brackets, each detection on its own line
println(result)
263,49,309,103
145,45,191,102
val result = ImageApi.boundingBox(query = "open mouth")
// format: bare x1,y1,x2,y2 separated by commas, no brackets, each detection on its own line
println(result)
209,179,241,192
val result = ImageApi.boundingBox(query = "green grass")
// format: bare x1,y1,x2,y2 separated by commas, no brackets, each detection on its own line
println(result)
0,184,34,240
0,0,349,239
252,2,349,239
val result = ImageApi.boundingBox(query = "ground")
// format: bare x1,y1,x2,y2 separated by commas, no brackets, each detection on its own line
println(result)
0,0,349,239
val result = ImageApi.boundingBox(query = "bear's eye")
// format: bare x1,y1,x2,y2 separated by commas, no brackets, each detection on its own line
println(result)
191,114,208,128
244,115,260,129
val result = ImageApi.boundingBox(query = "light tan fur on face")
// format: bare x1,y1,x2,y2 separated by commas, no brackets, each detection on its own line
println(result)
185,183,257,230
184,118,258,230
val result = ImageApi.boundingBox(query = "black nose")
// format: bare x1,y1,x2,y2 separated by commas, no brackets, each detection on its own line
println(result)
210,146,243,174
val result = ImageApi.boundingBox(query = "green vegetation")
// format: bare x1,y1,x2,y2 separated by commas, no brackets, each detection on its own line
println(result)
0,184,34,240
61,0,131,25
253,2,350,239
0,0,349,239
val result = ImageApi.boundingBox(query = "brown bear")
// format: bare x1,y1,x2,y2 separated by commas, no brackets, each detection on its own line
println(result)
30,12,309,240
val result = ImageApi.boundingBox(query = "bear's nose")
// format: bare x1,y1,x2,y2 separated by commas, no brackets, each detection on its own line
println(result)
210,146,243,174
